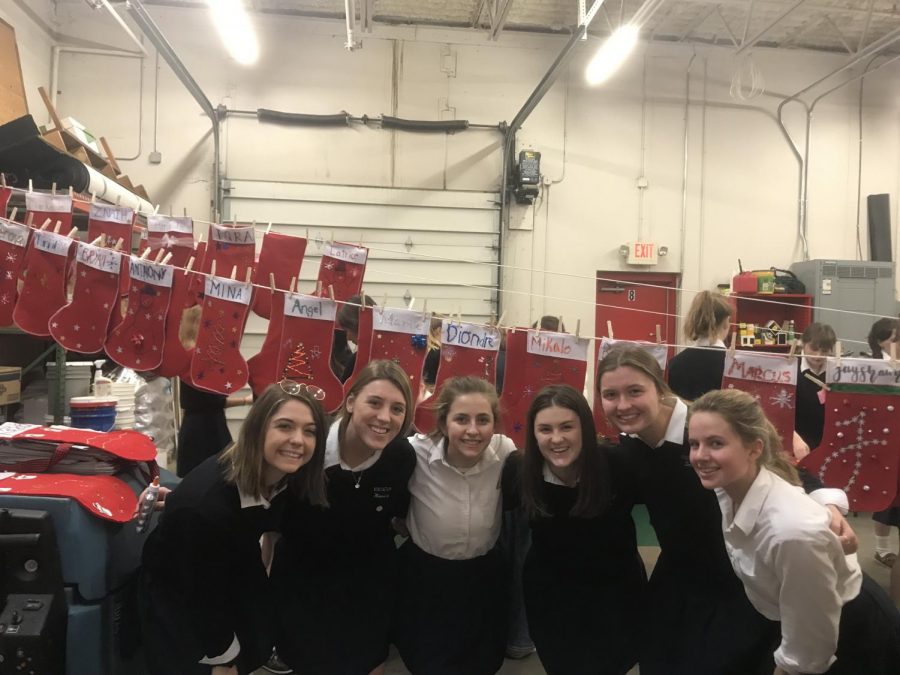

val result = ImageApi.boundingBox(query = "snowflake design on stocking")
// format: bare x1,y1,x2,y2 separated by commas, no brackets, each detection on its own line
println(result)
0,293,9,305
769,388,794,409
818,410,888,491
5,252,16,263
442,346,457,363
310,345,321,360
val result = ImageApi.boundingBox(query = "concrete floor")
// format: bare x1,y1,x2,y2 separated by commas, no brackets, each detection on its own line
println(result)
260,513,895,675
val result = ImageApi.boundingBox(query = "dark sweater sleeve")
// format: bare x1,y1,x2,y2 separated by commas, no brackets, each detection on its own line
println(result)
501,451,523,511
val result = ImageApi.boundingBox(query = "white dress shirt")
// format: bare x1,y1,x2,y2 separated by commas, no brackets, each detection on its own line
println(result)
406,433,516,560
716,466,862,674
324,420,383,471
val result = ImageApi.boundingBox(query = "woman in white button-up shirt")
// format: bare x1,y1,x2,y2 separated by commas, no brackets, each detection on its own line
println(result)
689,388,900,675
394,375,516,675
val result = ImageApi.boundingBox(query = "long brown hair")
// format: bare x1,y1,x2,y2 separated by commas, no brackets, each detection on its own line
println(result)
684,290,732,343
337,359,414,443
689,389,800,486
429,376,500,442
521,385,610,519
867,317,898,359
219,384,328,505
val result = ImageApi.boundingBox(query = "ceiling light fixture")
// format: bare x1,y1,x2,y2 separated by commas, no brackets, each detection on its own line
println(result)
207,0,259,66
585,24,639,85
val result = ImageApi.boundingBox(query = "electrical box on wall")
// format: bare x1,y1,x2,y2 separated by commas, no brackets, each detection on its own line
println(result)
514,150,541,204
626,241,659,265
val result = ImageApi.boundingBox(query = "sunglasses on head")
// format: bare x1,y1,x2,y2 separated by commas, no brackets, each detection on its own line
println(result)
279,379,326,401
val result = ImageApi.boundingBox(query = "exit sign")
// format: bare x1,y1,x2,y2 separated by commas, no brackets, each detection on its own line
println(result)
627,241,658,265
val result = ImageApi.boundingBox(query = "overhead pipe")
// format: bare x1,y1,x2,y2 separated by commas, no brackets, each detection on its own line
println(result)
125,0,222,219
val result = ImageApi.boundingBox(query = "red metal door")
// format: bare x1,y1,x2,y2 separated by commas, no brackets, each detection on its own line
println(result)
593,271,679,436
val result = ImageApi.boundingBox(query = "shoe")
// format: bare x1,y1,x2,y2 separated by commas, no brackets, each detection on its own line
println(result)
262,650,293,674
874,551,897,568
505,644,536,659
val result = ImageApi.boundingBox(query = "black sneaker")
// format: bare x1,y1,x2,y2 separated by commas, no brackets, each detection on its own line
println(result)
262,650,293,674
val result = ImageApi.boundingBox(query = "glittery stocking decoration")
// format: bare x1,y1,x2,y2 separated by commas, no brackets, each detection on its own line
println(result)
722,352,797,455
141,215,195,269
414,320,500,435
190,276,253,395
277,292,344,413
155,266,201,378
0,218,30,326
49,243,122,354
105,258,174,371
367,307,429,398
499,329,589,448
252,232,307,319
593,338,669,441
315,242,367,301
800,358,900,511
13,230,75,336
342,304,375,394
25,192,73,232
248,289,285,397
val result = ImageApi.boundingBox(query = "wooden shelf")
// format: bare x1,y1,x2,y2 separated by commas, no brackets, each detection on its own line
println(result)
729,292,812,352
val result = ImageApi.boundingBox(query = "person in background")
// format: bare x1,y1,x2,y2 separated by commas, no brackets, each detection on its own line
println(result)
422,314,444,389
596,346,856,675
503,385,645,674
794,322,836,453
332,293,377,383
667,290,732,402
867,318,900,593
176,305,252,478
271,360,415,675
689,388,900,674
138,384,328,675
395,376,516,675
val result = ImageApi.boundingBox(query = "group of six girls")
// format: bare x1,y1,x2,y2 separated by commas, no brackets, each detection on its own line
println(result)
139,341,900,675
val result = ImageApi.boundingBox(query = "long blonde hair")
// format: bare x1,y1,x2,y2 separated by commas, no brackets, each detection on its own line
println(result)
689,389,800,486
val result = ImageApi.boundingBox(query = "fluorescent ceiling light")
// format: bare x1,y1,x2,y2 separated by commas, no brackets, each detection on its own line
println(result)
207,0,259,66
585,24,639,85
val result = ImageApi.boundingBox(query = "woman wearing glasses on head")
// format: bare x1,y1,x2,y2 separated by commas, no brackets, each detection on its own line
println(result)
270,360,416,675
138,384,328,675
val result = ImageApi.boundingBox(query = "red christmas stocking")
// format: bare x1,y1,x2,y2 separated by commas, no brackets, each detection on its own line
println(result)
49,243,123,354
499,329,589,448
315,242,367,301
0,187,10,216
105,258,174,371
141,215,195,269
202,223,256,280
414,320,500,435
342,304,375,395
593,338,670,440
156,267,200,378
252,232,307,319
190,276,253,394
247,289,285,397
367,307,429,398
0,218,30,326
277,292,345,413
800,358,900,511
13,229,75,336
722,352,797,454
25,192,73,232
87,203,135,296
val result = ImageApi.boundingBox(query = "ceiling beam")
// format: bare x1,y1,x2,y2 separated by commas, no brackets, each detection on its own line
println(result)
679,5,718,41
471,0,488,27
735,0,807,54
490,0,515,40
857,0,876,53
823,14,854,54
715,6,740,47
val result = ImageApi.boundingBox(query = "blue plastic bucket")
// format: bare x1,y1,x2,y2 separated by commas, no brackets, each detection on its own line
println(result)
70,397,117,432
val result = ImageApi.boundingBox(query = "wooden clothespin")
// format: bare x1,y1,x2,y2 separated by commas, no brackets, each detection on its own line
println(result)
606,320,614,340
269,273,276,293
139,248,151,260
407,296,416,310
89,235,104,246
316,280,323,296
53,220,63,234
113,237,124,252
728,331,737,358
9,207,17,221
66,227,78,238
244,267,252,283
890,341,899,370
210,260,217,278
575,319,581,339
557,316,563,332
51,182,56,196
28,179,33,193
89,191,96,204
68,186,73,199
328,285,335,301
787,339,798,360
184,256,195,274
161,252,173,265
835,340,842,366
803,371,829,392
266,222,272,234
39,218,51,231
655,324,662,344
496,311,507,329
115,195,122,206
230,265,237,280
0,173,6,187
290,276,297,293
152,204,160,215
154,248,166,263
359,288,367,312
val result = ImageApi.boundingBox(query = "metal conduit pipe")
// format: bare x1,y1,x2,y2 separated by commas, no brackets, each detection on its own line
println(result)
125,0,222,219
678,53,698,275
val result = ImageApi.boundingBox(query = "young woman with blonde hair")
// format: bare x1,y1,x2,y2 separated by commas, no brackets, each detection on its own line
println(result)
271,360,416,675
667,289,733,401
689,388,900,674
138,384,328,675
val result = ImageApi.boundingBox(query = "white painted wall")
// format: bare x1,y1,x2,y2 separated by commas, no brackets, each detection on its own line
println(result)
0,0,55,123
14,4,900,348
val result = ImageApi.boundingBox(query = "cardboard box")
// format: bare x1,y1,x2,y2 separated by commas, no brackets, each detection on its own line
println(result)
0,367,22,405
